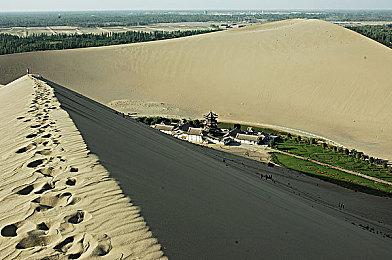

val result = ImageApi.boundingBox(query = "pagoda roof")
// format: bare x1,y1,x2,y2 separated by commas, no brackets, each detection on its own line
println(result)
204,111,218,119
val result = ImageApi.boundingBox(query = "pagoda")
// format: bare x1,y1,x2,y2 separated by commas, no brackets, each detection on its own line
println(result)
204,111,220,134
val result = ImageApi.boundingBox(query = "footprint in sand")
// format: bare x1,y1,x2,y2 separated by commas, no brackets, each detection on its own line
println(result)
55,233,112,258
26,159,45,168
70,167,78,173
66,178,76,186
16,185,34,195
34,182,55,194
35,149,53,156
1,221,26,238
54,236,74,253
35,167,60,177
16,143,35,154
16,230,61,249
37,222,49,231
14,181,55,196
63,210,92,226
32,192,73,208
26,133,38,139
1,224,18,237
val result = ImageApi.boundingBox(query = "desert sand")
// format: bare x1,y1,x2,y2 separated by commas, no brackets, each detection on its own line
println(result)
0,19,392,161
0,76,165,259
1,75,392,259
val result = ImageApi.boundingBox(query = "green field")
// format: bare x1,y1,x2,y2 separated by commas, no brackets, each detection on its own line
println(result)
271,153,392,195
275,139,392,182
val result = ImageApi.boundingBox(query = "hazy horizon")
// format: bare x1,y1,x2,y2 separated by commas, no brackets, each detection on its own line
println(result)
2,0,392,12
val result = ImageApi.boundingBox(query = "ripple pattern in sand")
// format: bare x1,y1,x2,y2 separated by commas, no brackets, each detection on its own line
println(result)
0,76,166,259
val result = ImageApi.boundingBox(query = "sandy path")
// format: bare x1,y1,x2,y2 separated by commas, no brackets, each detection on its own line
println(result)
0,76,166,259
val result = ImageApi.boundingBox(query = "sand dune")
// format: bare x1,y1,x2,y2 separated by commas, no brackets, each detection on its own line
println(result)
46,77,392,259
0,19,391,157
0,76,165,259
1,75,392,258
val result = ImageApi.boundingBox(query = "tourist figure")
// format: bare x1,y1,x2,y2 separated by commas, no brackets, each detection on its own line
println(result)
223,157,226,163
26,68,30,74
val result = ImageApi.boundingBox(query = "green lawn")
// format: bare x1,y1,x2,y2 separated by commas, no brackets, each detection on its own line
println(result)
271,153,392,195
275,139,392,182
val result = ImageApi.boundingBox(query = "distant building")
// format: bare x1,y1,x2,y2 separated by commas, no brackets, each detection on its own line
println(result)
177,127,205,143
204,111,221,135
154,124,175,134
225,128,242,138
187,128,204,143
234,133,263,145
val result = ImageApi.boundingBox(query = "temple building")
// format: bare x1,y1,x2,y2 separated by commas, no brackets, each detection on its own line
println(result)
204,111,220,135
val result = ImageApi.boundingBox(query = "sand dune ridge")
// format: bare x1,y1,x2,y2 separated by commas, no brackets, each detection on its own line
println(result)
0,19,391,160
0,76,166,259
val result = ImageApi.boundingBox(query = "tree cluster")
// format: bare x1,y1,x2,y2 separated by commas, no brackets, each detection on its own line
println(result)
0,29,218,55
347,24,392,48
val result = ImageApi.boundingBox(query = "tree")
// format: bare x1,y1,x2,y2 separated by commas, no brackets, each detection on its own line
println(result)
297,136,301,142
194,119,201,128
287,133,292,139
369,157,374,164
145,117,154,125
322,143,327,149
344,148,349,155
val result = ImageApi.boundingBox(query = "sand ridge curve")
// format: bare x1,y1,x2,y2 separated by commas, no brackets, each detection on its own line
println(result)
0,75,166,259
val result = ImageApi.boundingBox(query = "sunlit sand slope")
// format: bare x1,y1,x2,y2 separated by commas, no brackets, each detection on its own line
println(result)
0,76,165,259
1,19,392,159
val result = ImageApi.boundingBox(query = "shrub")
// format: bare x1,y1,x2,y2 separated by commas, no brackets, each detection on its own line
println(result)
145,117,154,125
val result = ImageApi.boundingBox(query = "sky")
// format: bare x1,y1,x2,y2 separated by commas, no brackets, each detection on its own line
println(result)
1,0,391,12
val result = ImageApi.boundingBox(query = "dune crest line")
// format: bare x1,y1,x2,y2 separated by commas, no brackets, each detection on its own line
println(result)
1,19,391,160
0,75,166,259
